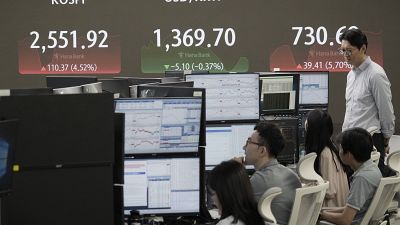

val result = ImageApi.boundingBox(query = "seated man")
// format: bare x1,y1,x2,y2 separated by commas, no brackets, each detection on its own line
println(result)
234,121,302,225
320,128,382,225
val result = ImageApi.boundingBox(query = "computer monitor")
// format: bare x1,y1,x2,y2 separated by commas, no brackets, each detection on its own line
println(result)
46,76,98,88
259,73,300,115
7,88,53,96
81,82,103,93
154,81,194,87
296,71,329,108
98,79,131,98
136,85,206,147
165,70,185,79
185,73,260,122
114,97,202,154
114,77,181,86
124,153,201,216
137,85,199,98
267,118,299,165
0,88,53,97
0,119,18,195
261,71,329,109
205,123,256,170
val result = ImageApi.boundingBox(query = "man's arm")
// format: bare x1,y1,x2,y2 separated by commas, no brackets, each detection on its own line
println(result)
320,205,358,225
384,137,390,154
371,72,395,139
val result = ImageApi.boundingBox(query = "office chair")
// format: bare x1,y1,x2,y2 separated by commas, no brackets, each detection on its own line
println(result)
387,151,400,175
320,151,400,225
296,152,325,185
387,151,400,224
258,153,329,225
285,153,329,225
258,187,282,225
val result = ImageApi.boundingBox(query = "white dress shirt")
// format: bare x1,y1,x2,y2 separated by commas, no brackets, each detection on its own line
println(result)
342,56,395,138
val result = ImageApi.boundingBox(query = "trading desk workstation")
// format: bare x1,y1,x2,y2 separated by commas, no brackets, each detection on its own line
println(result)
0,71,332,225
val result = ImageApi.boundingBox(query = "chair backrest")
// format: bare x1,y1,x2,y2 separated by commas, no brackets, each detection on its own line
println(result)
371,150,381,166
296,152,324,184
287,182,329,225
258,187,282,225
359,176,400,225
387,151,400,174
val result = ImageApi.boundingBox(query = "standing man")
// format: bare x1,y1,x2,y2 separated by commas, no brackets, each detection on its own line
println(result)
340,28,395,177
234,121,301,225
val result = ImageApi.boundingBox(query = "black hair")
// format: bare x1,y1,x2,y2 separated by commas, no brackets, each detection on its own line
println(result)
207,160,265,225
254,121,285,158
339,128,373,163
304,110,346,174
339,28,368,50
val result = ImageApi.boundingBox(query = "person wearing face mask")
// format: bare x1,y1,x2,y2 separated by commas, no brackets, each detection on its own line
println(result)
339,28,395,177
304,109,349,207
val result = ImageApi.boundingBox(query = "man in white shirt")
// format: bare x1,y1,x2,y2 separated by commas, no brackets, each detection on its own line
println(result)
340,28,395,177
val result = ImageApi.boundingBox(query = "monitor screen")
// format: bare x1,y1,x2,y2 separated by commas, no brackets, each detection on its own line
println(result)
46,76,98,88
136,86,206,147
205,123,255,170
298,71,329,107
185,73,260,122
0,119,18,195
124,154,200,215
114,98,202,154
259,73,299,115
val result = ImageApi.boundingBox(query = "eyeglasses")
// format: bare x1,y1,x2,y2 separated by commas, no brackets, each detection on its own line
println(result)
338,47,358,56
245,138,263,147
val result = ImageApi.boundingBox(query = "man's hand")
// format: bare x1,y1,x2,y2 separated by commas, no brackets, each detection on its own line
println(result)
384,138,390,154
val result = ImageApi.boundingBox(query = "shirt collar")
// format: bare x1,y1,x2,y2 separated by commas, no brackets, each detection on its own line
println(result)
352,56,371,73
351,159,374,178
259,158,279,170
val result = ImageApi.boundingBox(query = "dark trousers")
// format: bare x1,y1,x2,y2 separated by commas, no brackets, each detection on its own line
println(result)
372,133,396,177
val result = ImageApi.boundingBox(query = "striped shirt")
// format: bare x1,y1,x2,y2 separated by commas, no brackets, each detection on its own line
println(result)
342,56,395,138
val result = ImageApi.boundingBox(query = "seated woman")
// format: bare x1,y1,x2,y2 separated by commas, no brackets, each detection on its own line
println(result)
305,109,349,207
208,160,265,225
